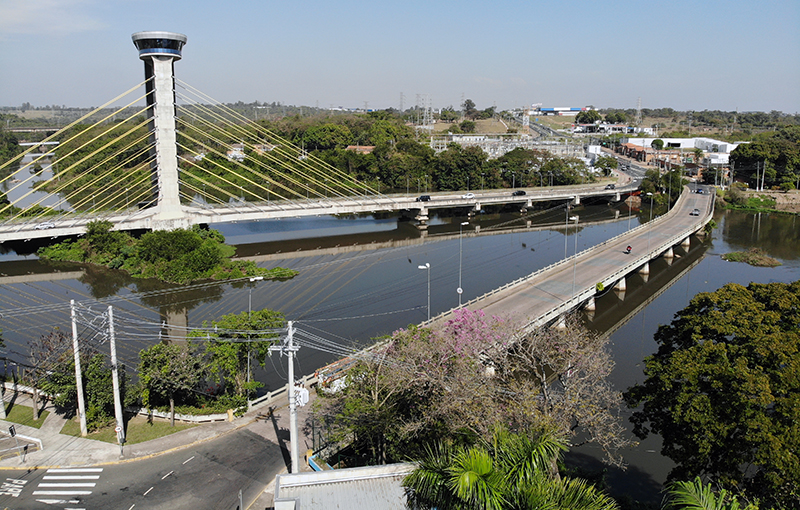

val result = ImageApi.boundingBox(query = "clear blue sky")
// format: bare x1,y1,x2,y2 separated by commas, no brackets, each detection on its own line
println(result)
2,0,798,113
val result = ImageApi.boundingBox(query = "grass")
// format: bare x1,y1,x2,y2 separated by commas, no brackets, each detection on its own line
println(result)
3,403,49,429
61,414,196,444
722,248,781,267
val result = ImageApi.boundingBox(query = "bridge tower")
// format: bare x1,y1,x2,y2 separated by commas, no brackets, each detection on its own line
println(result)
131,31,188,230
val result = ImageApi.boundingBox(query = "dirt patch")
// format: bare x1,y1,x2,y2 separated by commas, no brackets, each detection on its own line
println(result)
745,190,800,213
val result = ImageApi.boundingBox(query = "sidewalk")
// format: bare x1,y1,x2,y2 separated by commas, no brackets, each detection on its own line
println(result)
0,389,318,509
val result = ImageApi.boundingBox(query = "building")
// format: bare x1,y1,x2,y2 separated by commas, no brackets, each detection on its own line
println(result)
273,463,415,510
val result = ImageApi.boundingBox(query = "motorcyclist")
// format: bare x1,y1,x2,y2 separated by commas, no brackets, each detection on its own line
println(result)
625,245,632,254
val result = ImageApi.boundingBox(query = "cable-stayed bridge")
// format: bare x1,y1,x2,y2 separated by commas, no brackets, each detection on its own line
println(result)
0,31,628,244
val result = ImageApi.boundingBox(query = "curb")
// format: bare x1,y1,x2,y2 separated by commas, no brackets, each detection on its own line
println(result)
0,415,258,471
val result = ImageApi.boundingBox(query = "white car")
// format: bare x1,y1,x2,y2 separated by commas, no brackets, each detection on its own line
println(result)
462,192,475,199
34,221,56,230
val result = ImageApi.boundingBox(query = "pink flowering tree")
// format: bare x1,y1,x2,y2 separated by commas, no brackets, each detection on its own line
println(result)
313,309,631,466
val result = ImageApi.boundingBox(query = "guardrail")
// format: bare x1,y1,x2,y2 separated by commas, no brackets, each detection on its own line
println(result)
247,373,319,412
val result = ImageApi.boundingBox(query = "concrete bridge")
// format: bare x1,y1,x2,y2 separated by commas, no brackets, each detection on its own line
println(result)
0,180,636,243
424,185,714,332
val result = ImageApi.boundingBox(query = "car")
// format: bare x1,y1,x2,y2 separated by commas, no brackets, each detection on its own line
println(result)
604,183,616,190
512,190,526,196
461,192,475,199
690,208,700,216
416,195,431,202
34,221,56,230
696,188,705,194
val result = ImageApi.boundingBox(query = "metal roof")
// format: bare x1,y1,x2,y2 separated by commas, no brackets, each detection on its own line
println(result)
274,463,415,510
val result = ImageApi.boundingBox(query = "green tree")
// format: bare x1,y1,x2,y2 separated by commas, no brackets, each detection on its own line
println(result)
198,309,286,399
41,352,124,431
576,110,601,124
403,427,619,510
459,120,476,133
302,123,353,151
651,139,665,151
663,477,758,510
625,281,800,509
593,156,618,176
463,99,478,119
139,342,205,426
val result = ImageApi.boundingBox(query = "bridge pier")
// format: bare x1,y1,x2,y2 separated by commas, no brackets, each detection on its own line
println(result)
572,195,580,206
639,262,650,275
663,246,674,259
585,296,596,311
681,236,691,248
415,207,429,224
615,277,626,291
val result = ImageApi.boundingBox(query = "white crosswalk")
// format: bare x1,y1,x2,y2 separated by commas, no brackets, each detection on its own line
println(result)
33,468,103,509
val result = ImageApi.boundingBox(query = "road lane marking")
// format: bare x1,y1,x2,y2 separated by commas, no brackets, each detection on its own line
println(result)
183,456,195,464
161,471,174,480
39,483,97,487
32,491,93,495
128,504,135,510
43,473,101,479
143,486,154,496
45,468,103,473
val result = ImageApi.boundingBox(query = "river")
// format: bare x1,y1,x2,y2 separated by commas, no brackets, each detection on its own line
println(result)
0,201,797,503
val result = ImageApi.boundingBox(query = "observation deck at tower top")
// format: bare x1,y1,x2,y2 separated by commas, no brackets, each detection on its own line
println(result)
131,31,187,60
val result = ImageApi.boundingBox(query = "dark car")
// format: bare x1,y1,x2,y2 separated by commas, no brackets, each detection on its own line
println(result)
696,188,705,194
604,183,616,190
512,190,526,196
416,195,431,202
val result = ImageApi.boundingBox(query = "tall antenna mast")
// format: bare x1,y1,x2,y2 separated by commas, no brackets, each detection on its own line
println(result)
635,97,642,126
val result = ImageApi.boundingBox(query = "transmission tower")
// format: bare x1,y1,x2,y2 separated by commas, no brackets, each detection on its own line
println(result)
634,97,642,126
423,94,433,128
399,92,405,113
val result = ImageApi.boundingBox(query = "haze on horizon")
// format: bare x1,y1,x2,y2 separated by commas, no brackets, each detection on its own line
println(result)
1,0,798,114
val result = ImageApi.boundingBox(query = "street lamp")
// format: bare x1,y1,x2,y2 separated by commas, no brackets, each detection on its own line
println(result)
570,216,579,300
458,222,469,306
564,204,571,259
247,276,264,385
646,192,654,253
418,263,431,321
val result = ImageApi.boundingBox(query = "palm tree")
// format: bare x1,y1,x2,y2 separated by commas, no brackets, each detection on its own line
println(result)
663,477,756,510
403,427,619,510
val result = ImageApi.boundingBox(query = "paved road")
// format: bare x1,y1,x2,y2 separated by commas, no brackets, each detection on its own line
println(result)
0,388,317,510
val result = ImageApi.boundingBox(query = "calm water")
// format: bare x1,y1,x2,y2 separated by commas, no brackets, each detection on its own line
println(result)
0,203,797,503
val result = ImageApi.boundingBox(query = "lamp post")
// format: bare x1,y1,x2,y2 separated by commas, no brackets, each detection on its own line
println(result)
418,263,431,321
564,204,571,259
247,276,264,385
570,216,579,301
458,222,469,306
646,192,654,253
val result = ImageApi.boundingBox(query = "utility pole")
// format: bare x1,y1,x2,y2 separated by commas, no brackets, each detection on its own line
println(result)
108,306,125,454
269,321,300,473
71,300,88,437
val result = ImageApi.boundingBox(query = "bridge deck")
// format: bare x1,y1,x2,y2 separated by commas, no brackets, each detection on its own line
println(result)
426,187,714,331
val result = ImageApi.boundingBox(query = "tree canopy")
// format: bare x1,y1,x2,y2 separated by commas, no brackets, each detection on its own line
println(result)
313,310,631,467
624,281,800,509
